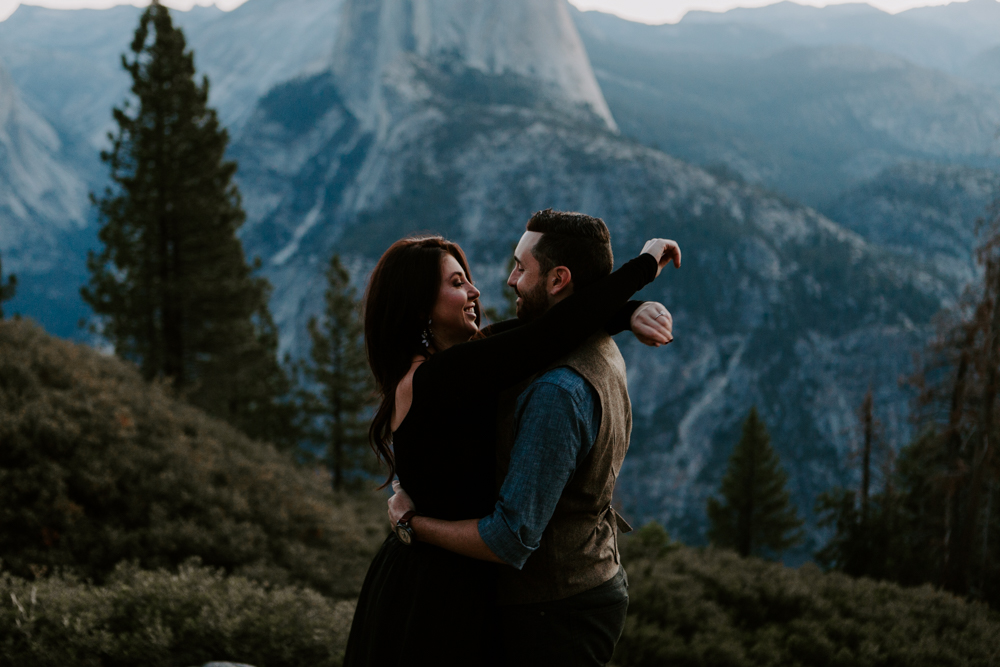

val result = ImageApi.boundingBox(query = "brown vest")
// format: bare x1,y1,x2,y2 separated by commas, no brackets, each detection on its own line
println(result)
496,332,633,605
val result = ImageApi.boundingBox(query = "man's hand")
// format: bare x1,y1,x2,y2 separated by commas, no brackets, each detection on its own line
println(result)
631,302,673,347
641,239,682,278
386,486,505,563
388,481,416,525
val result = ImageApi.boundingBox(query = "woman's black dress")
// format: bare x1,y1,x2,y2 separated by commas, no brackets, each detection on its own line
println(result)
343,254,658,666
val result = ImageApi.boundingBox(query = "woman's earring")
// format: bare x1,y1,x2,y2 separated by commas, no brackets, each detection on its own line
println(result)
421,319,433,350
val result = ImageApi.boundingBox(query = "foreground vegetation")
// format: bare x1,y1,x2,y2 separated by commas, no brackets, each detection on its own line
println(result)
0,561,354,667
616,525,1000,667
2,321,998,665
3,529,997,667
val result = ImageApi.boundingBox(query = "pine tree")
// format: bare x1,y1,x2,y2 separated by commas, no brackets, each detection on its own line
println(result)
81,2,294,445
817,200,1000,603
707,407,804,558
816,389,903,579
859,388,875,525
299,255,375,491
0,252,15,320
904,201,1000,601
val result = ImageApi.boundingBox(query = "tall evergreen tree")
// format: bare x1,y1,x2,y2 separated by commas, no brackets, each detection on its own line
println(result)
859,388,875,525
816,204,1000,607
0,252,15,320
707,407,804,558
299,255,375,491
815,389,903,578
897,201,1000,603
816,431,936,586
82,2,293,445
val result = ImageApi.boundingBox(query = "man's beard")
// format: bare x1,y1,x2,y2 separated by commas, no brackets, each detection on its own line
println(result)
515,281,549,322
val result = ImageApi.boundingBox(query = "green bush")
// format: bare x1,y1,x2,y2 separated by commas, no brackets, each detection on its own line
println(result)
0,319,387,597
617,536,1000,667
0,560,353,667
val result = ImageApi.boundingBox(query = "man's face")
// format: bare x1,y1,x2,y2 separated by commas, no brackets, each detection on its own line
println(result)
508,231,550,321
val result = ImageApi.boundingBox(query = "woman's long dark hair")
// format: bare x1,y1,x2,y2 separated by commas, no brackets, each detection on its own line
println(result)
364,236,481,487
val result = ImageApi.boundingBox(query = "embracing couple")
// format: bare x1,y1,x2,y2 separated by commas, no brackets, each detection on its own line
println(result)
343,209,680,666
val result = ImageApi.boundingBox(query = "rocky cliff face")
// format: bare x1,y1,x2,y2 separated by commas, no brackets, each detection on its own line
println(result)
0,4,154,149
0,0,344,147
0,62,92,332
0,65,87,267
330,0,615,134
180,0,346,132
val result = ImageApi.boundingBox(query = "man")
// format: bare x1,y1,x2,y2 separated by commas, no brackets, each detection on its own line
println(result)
389,209,678,666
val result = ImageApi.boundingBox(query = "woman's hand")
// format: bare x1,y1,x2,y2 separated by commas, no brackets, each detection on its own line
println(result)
388,480,416,525
641,239,682,278
631,302,673,347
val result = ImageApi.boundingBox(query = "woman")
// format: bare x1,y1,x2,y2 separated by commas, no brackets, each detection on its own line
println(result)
344,234,673,665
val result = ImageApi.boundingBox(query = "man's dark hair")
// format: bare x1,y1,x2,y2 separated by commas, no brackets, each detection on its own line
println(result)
526,209,613,291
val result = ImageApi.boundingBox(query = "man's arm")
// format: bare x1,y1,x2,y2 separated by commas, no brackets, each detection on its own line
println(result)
412,517,506,563
387,482,503,562
388,370,598,568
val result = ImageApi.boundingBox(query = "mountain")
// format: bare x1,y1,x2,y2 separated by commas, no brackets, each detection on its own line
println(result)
220,0,954,556
967,44,1000,91
0,1,344,147
565,8,794,58
823,162,1000,286
0,0,982,555
0,61,92,334
0,0,347,335
171,0,347,132
573,6,1000,207
684,0,1000,74
0,5,194,150
903,0,1000,62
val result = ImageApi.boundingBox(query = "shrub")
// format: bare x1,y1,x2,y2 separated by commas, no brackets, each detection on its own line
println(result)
616,539,1000,667
0,319,387,597
0,560,353,667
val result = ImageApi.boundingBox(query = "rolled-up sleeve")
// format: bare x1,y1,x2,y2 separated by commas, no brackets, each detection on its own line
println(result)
478,368,598,569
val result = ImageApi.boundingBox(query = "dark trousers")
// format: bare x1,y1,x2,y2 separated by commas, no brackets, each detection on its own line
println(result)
499,567,629,667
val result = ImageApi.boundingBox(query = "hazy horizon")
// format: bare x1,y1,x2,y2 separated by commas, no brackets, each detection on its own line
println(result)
0,0,984,24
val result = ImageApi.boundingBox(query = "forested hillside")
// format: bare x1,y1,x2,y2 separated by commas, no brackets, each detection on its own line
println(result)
824,162,1000,284
0,319,385,596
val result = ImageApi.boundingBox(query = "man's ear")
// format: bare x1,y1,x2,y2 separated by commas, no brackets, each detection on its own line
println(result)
548,266,573,297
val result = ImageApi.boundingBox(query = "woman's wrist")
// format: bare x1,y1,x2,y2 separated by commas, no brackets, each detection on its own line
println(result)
632,252,660,285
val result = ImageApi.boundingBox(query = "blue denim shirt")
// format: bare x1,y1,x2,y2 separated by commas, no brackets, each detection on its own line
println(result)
478,367,600,569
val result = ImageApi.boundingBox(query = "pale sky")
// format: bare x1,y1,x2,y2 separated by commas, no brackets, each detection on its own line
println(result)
0,0,967,24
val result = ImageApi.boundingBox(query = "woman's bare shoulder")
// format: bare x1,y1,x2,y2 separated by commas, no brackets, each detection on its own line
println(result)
391,355,427,432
